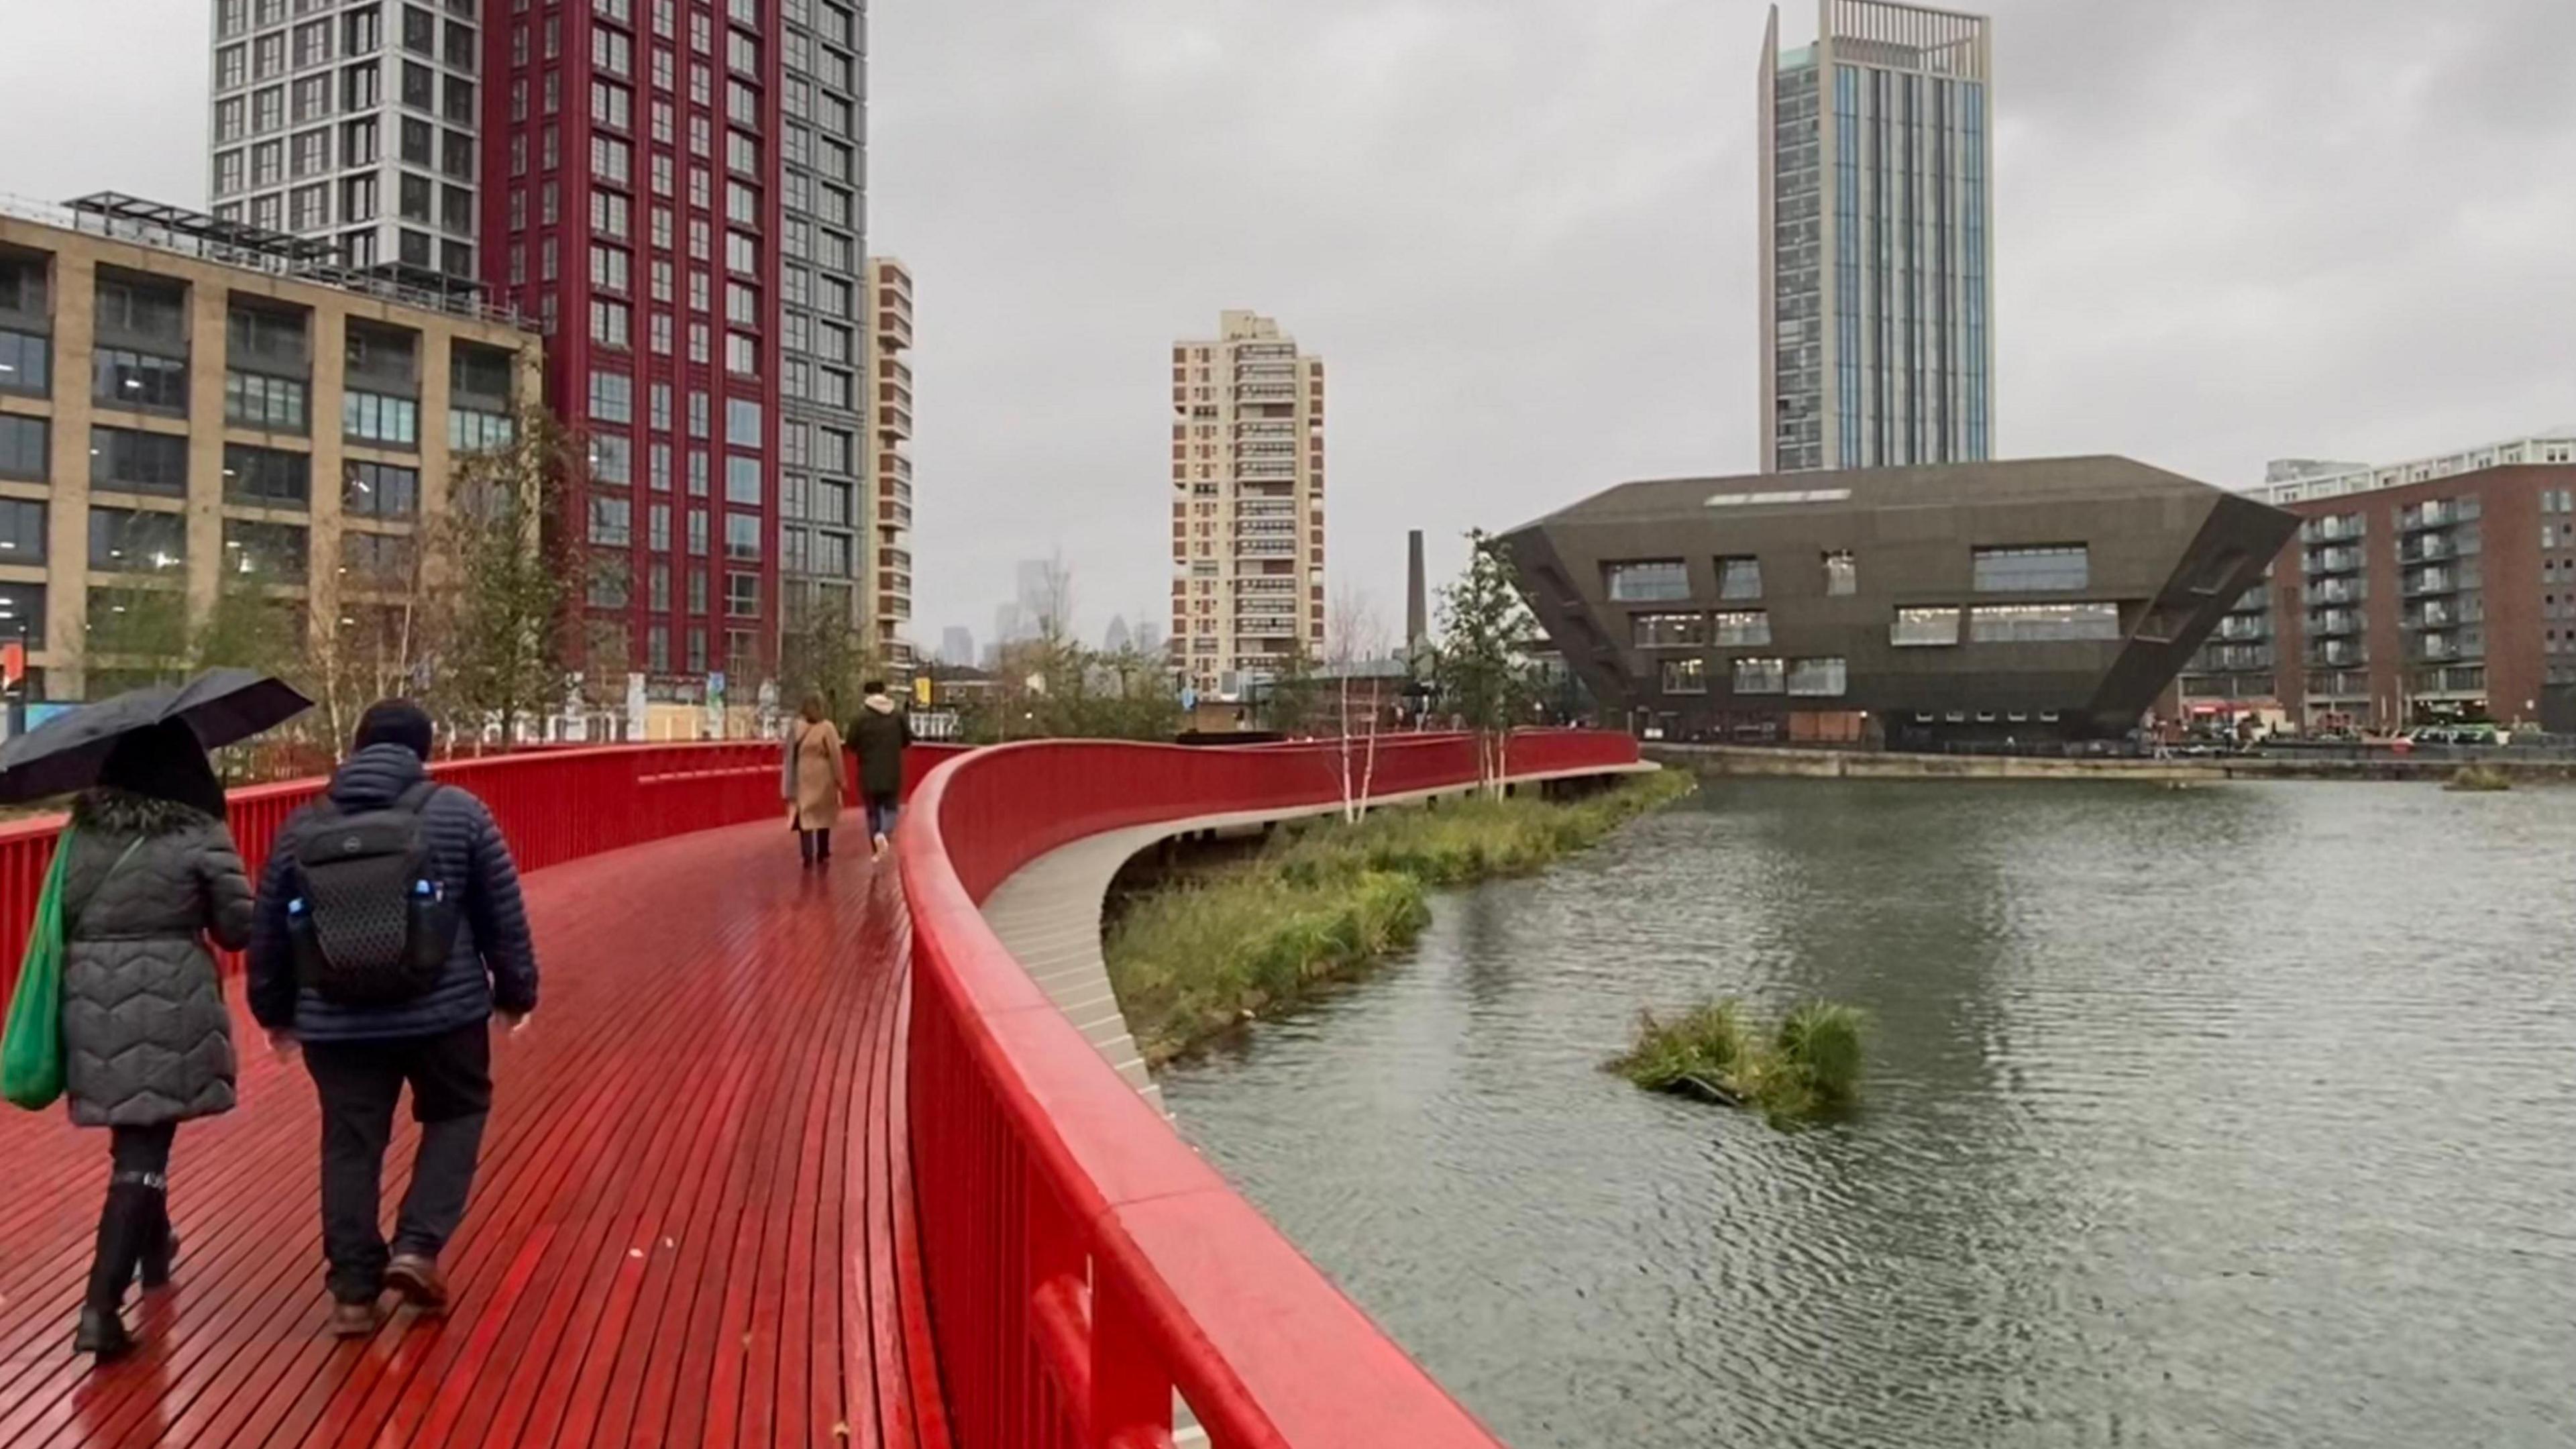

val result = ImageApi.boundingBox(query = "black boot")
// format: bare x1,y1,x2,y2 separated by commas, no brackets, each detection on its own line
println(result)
136,1192,177,1291
76,1175,158,1361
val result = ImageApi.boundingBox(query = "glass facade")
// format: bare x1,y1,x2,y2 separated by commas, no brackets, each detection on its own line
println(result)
1765,4,1990,472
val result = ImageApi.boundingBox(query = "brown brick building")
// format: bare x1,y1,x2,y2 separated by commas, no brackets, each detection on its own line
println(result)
2180,456,2576,733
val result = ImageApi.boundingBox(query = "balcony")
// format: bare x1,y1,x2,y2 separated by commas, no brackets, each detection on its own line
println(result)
2307,641,2363,667
1238,460,1295,480
875,308,913,350
1236,540,1296,558
2401,498,2478,531
2306,578,2363,606
2306,609,2359,637
2404,567,2473,597
2302,517,2362,543
2400,535,2453,564
1235,384,1297,402
2306,546,2362,575
2214,616,2269,642
877,400,912,440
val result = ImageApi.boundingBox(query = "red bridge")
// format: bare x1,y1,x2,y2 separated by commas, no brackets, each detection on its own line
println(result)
0,731,1641,1447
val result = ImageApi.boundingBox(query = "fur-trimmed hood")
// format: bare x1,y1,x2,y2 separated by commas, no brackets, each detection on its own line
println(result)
70,788,220,839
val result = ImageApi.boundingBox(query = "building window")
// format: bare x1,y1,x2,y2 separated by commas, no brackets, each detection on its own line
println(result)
93,350,191,414
0,415,48,482
1822,549,1856,596
1973,544,2090,592
1716,555,1762,600
589,555,631,608
1604,559,1688,603
1890,605,1961,647
225,372,311,433
1711,610,1771,647
90,427,191,496
0,329,49,396
88,507,189,572
342,391,420,446
725,397,761,447
341,529,415,584
688,507,709,554
1659,657,1707,695
0,499,46,566
1786,657,1847,697
1629,613,1705,648
1731,656,1785,695
725,571,759,617
223,518,307,581
589,495,633,545
588,368,634,423
1967,602,2123,643
343,460,419,519
724,512,761,561
223,443,311,508
590,434,633,484
724,455,762,505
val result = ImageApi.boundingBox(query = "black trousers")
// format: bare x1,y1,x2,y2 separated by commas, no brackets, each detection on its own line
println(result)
798,826,833,863
302,1020,492,1304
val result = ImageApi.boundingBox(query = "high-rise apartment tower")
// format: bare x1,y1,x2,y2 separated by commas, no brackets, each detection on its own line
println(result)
208,0,877,700
1760,0,1992,474
1169,311,1325,700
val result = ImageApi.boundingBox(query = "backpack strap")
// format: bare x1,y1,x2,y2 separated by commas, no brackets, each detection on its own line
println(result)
392,779,444,816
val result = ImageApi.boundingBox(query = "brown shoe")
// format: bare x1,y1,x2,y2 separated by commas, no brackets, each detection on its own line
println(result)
384,1254,450,1311
329,1299,383,1338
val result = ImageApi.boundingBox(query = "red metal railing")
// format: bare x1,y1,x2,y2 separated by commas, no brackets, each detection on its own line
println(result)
898,729,1643,1448
0,740,973,994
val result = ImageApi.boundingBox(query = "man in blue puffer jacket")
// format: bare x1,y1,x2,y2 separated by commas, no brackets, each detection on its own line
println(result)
248,700,539,1336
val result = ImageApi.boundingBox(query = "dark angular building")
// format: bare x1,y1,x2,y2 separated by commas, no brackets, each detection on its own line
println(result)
1499,457,2298,744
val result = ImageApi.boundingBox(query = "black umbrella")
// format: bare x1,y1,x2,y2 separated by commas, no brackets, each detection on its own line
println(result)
0,669,314,804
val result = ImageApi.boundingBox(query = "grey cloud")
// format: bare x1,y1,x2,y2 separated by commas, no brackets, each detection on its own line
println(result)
3,0,2565,648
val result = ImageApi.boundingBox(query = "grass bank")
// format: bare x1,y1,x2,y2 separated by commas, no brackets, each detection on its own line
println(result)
1609,999,1865,1128
1105,770,1693,1065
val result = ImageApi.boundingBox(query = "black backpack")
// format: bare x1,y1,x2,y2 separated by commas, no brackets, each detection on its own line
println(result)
285,781,463,1005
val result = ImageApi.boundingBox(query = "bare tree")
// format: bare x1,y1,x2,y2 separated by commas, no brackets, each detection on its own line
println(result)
1326,585,1392,821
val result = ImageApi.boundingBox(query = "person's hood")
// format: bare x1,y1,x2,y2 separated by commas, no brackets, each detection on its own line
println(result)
70,788,215,838
327,741,429,809
863,694,898,714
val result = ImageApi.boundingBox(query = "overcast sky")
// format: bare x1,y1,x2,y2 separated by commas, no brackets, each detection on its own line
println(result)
3,0,2569,648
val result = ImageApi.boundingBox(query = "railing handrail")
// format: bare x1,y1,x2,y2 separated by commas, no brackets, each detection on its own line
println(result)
898,729,1642,1446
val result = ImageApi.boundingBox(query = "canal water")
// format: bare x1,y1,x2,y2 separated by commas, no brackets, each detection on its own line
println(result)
1161,780,2576,1448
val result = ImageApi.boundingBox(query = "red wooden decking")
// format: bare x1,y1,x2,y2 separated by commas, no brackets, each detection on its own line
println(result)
0,820,948,1449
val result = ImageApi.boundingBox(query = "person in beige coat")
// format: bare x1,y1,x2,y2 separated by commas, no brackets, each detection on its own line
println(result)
784,694,846,866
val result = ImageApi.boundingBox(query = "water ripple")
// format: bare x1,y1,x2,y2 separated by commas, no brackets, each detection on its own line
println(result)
1166,780,2576,1448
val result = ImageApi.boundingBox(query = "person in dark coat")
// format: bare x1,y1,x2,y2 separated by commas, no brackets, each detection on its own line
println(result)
247,700,539,1337
847,680,911,858
54,720,255,1360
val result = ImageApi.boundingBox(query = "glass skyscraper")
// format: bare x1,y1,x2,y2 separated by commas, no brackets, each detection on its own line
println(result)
1760,0,1992,473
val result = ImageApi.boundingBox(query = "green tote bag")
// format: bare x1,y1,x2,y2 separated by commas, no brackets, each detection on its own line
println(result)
1,829,80,1110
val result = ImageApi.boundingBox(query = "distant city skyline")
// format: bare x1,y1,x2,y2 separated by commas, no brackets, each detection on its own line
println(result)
5,1,2569,648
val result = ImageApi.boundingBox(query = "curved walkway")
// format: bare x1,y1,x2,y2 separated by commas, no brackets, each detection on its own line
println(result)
0,820,943,1449
979,759,1659,1112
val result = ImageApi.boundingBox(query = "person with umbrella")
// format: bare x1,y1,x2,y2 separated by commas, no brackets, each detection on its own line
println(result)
0,669,306,1360
24,720,257,1359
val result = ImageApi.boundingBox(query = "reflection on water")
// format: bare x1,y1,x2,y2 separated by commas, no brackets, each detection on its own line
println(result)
1163,780,2576,1448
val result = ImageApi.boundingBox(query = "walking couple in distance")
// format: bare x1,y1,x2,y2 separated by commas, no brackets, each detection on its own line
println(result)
13,698,537,1361
784,680,912,865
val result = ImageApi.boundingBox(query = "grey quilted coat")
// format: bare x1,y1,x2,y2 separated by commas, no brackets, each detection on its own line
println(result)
57,789,256,1128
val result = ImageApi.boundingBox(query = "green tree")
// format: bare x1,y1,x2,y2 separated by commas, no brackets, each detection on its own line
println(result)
423,406,590,743
1434,528,1541,796
778,606,880,721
